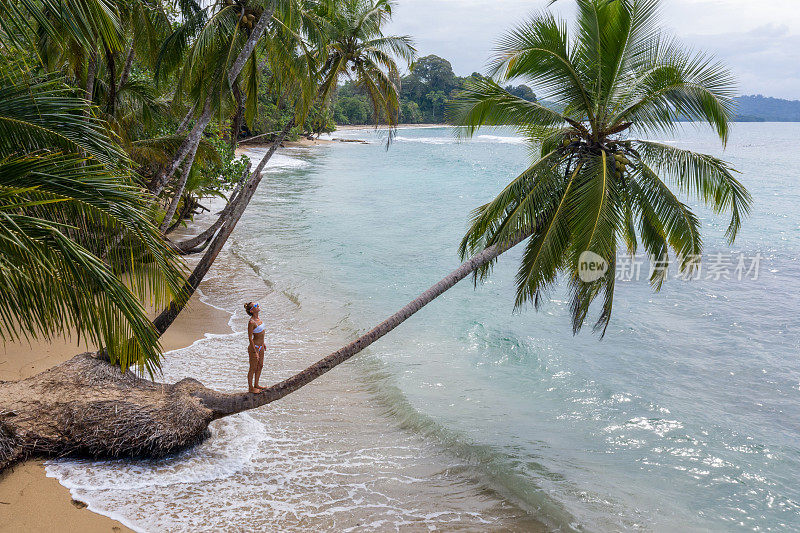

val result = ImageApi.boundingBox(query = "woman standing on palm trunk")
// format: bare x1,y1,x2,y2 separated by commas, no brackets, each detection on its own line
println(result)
244,302,266,393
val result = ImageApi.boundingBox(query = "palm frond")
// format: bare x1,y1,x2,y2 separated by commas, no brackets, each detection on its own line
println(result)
452,0,748,334
490,10,595,125
0,72,127,165
635,140,751,241
0,150,186,374
448,78,569,140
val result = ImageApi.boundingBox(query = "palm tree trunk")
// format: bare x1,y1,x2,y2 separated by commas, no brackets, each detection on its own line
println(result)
150,5,274,197
150,101,212,196
230,83,245,150
227,7,273,88
160,130,201,233
0,227,529,472
193,230,531,419
85,49,97,103
117,44,135,93
164,195,196,235
170,163,251,254
148,107,197,192
152,119,294,335
177,105,195,135
105,46,116,116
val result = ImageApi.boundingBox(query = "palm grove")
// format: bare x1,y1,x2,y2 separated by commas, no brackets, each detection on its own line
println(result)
0,0,749,472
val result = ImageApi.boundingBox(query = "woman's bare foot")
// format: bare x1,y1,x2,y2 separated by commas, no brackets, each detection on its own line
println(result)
248,386,263,394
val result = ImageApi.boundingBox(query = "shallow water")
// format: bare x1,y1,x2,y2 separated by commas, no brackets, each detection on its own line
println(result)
49,124,800,531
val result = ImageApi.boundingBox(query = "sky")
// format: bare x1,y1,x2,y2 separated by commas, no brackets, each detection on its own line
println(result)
386,0,800,100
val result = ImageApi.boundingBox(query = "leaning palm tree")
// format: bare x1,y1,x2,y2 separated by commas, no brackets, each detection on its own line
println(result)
164,0,752,411
453,0,751,334
0,0,751,470
310,0,415,125
149,0,279,200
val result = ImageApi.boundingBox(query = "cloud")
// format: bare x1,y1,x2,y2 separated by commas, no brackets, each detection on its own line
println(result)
681,25,800,98
386,0,800,99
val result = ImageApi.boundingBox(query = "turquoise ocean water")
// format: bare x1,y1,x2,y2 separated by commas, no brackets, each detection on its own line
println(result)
48,124,800,531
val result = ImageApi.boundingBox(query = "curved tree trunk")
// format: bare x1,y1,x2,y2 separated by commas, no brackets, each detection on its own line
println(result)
151,101,211,196
176,106,194,135
170,163,251,254
165,195,201,236
160,131,201,233
229,83,246,150
0,229,529,472
117,44,134,93
194,231,530,418
149,5,274,197
153,119,294,335
105,46,116,116
147,107,196,192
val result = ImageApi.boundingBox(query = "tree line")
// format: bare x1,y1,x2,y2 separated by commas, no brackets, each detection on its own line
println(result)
329,54,536,126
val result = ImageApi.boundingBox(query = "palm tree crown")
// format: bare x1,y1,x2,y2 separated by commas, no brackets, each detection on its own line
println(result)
452,0,751,335
311,0,415,126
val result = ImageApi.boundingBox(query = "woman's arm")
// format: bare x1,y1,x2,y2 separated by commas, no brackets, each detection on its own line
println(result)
247,321,256,351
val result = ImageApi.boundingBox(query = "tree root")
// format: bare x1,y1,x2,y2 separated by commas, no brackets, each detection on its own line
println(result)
0,353,214,473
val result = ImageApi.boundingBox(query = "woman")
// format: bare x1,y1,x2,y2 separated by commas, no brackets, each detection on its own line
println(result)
244,301,266,393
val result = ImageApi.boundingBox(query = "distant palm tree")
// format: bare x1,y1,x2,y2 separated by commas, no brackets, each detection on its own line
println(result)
196,0,753,416
0,69,186,374
311,0,415,125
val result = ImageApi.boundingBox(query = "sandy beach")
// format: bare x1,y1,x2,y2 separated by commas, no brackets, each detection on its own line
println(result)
0,294,233,532
241,123,449,149
334,123,447,130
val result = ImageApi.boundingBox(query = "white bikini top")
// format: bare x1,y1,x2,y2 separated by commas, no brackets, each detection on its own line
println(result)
252,321,265,334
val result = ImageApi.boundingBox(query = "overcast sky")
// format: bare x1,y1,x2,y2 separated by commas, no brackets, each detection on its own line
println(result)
386,0,800,100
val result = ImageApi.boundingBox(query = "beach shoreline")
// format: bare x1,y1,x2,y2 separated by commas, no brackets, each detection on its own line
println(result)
0,293,234,532
239,123,449,149
1,133,549,532
0,140,328,532
334,123,448,130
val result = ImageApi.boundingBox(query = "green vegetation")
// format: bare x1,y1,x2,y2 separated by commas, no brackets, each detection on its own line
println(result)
0,0,753,372
326,60,800,126
330,54,536,125
0,0,414,371
452,0,751,334
0,3,187,373
0,0,756,472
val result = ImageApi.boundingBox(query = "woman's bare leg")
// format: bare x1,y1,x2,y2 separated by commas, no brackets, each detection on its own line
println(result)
254,347,265,390
247,346,260,393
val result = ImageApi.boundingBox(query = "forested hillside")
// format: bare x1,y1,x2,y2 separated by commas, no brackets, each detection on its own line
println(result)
734,95,800,122
331,55,535,125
